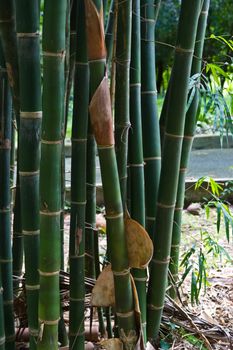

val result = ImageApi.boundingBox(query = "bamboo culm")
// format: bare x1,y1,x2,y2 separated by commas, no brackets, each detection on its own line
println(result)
69,0,89,348
147,0,202,342
114,0,132,208
85,0,137,347
140,0,161,239
0,39,14,350
129,0,147,342
16,2,42,347
38,1,67,349
169,0,210,298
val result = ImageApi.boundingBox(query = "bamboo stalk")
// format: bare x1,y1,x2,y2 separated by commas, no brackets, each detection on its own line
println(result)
69,0,89,348
140,0,161,238
15,2,42,347
0,266,5,350
85,1,137,348
129,0,147,343
147,0,202,342
169,0,210,298
105,0,115,62
38,1,67,348
0,0,20,122
114,0,132,208
0,39,14,350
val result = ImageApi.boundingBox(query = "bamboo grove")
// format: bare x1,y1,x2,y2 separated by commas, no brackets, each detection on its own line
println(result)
0,0,210,349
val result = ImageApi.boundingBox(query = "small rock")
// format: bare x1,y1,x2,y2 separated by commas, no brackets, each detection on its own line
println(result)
186,203,201,215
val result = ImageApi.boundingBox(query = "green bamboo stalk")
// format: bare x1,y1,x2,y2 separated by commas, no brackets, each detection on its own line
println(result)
169,0,210,298
15,2,42,348
12,173,23,285
105,0,115,62
128,0,147,343
147,0,202,342
114,0,132,208
0,0,20,122
0,40,15,350
38,1,67,349
69,0,89,348
0,0,23,296
0,265,5,350
85,132,96,282
85,1,137,348
140,0,161,238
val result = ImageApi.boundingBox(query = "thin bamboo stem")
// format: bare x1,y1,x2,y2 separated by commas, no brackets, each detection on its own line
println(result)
69,1,89,348
140,0,161,238
129,0,147,343
0,39,15,350
114,0,132,208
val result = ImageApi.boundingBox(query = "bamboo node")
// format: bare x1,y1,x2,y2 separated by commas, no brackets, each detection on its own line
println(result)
71,138,87,142
183,135,193,140
116,310,135,318
144,156,161,161
75,61,88,66
39,318,60,326
70,297,85,302
179,167,187,173
174,207,183,211
0,336,5,346
40,210,61,216
133,276,148,282
19,170,39,177
146,216,156,221
129,163,144,168
201,11,208,15
171,244,180,248
25,284,40,291
175,46,194,54
38,270,60,277
17,32,39,38
130,83,141,87
41,139,62,145
3,299,13,306
23,229,40,236
148,303,164,311
0,287,3,294
152,258,170,265
89,58,106,64
141,90,157,95
105,212,123,220
20,111,42,119
70,200,87,205
0,259,13,263
98,145,114,150
43,51,66,59
157,202,175,209
112,268,130,276
70,254,85,259
164,131,183,139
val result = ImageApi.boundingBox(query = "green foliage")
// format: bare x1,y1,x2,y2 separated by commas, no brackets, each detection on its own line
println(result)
195,176,233,242
179,230,232,305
